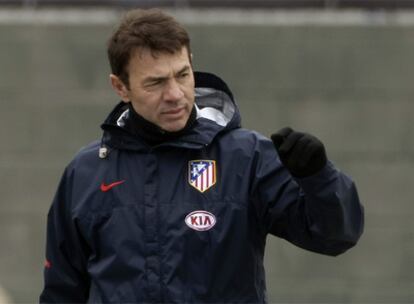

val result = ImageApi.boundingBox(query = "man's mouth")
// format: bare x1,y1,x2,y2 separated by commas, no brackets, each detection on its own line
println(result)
162,107,185,116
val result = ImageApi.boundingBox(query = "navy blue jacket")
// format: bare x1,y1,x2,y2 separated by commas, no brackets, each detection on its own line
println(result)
40,72,364,303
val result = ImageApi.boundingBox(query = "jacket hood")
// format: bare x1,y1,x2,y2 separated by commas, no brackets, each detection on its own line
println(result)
100,71,241,154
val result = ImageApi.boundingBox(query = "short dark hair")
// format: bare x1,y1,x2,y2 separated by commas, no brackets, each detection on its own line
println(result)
107,8,191,88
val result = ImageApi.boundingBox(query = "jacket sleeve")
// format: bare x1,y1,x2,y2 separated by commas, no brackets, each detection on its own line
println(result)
40,166,90,303
251,137,364,256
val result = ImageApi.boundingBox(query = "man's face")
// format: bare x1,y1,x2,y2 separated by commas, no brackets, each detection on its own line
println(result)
111,46,195,133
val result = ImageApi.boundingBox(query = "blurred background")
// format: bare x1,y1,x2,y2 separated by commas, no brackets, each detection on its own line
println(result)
1,0,414,303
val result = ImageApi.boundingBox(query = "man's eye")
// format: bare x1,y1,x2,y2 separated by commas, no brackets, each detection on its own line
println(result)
146,80,162,87
179,73,189,78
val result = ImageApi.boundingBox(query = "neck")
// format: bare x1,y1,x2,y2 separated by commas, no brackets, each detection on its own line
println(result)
126,103,197,145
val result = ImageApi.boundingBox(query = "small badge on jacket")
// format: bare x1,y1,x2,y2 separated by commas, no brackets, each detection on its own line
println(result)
188,160,216,193
185,210,216,231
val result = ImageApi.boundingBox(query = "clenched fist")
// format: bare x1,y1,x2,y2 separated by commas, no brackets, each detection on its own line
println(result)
271,127,327,178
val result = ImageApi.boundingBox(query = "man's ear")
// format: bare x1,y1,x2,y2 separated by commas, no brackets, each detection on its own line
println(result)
110,74,130,102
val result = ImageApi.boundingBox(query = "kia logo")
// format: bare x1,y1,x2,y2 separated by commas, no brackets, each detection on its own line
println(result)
185,211,216,231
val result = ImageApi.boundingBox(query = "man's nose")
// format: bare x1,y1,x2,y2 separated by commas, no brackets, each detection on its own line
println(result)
163,79,184,101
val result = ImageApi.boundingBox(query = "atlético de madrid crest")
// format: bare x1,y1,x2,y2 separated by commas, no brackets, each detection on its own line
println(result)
188,160,217,193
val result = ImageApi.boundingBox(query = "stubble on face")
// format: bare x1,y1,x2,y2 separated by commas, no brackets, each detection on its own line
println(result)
125,47,195,132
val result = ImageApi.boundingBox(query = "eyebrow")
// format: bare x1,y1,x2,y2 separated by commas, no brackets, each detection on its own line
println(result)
175,65,191,76
143,65,191,84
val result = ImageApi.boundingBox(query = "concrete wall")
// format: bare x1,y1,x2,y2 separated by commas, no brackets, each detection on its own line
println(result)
1,10,413,303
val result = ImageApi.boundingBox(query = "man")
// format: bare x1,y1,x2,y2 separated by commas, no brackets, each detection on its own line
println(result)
40,8,364,303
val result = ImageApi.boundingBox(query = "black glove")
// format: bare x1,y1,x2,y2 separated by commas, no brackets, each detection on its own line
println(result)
271,127,327,178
